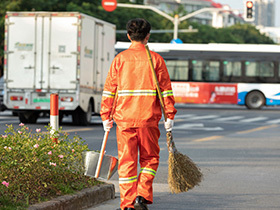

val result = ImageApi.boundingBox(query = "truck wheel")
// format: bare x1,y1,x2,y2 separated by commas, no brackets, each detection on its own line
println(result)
85,102,92,124
19,113,28,123
245,91,265,109
59,113,64,124
18,112,39,124
72,103,92,126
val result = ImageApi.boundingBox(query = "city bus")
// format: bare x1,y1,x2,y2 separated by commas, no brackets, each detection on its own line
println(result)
115,42,280,109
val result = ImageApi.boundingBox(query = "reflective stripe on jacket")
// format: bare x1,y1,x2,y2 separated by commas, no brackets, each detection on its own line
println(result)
100,42,177,127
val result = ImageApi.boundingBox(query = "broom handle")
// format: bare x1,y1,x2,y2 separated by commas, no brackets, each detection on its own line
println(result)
145,45,167,122
95,90,118,178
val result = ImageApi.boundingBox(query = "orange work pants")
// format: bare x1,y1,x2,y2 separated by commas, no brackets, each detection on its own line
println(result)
116,126,160,210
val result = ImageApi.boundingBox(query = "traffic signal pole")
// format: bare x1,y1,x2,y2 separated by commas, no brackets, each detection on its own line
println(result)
117,3,231,40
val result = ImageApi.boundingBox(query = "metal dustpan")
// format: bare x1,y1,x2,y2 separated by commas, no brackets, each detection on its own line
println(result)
84,91,118,180
83,151,118,180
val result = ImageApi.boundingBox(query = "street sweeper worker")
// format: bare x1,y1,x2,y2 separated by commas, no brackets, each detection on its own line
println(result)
100,18,177,210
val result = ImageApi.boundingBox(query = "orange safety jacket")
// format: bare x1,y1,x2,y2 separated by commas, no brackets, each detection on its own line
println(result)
100,42,177,127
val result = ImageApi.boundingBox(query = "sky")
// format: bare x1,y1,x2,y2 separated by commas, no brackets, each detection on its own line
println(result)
216,0,280,27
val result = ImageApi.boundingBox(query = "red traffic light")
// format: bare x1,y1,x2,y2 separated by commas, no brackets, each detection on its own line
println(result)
246,1,253,8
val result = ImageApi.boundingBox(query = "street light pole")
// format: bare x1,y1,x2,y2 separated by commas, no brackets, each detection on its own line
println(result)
179,7,230,22
117,3,178,39
173,14,179,40
117,3,174,22
117,3,231,40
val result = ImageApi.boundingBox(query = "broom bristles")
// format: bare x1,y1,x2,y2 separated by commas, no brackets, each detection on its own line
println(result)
167,132,203,194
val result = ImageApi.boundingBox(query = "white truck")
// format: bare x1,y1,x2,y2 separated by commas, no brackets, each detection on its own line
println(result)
4,12,115,125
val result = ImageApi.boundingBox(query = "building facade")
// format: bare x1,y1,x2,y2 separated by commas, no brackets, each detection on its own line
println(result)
253,0,275,27
257,26,280,43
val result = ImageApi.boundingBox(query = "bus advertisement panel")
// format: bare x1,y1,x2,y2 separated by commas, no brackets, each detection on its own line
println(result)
172,82,237,104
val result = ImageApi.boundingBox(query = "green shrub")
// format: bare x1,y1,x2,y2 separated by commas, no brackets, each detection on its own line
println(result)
0,124,100,209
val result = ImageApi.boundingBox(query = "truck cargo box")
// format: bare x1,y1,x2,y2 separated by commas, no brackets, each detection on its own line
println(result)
4,12,116,124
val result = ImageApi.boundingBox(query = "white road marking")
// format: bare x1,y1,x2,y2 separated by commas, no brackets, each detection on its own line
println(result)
186,115,219,121
239,117,268,123
266,119,280,124
216,116,245,121
173,123,223,131
175,114,195,119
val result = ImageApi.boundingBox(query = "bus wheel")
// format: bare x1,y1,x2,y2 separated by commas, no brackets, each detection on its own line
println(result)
245,91,265,109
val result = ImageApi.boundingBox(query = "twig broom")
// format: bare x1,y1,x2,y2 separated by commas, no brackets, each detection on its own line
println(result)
145,45,203,193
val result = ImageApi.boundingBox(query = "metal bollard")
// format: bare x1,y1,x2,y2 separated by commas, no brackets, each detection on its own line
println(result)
50,93,59,143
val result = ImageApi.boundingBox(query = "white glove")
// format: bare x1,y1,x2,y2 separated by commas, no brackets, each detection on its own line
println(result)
164,118,174,132
102,119,113,132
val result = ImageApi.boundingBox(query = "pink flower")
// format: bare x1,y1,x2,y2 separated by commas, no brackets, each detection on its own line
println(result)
18,131,22,134
34,144,39,148
49,162,56,166
36,128,41,133
72,149,75,153
2,135,7,138
48,151,52,155
2,181,9,188
19,123,24,126
8,147,12,150
58,155,63,159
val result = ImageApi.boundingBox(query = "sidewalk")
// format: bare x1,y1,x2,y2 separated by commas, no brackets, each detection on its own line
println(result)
86,180,172,210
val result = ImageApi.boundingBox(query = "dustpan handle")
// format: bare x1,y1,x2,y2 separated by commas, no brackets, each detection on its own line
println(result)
95,131,110,178
145,45,167,122
95,90,118,178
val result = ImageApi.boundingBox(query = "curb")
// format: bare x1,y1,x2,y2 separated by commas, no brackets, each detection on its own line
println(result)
28,183,115,210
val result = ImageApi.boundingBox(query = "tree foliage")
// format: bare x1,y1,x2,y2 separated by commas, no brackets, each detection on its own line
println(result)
0,0,275,67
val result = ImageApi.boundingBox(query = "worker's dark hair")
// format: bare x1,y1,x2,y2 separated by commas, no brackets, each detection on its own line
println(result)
126,18,151,41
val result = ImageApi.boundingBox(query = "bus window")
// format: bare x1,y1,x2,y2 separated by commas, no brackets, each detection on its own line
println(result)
192,60,220,82
223,61,241,76
245,61,274,77
165,60,188,81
